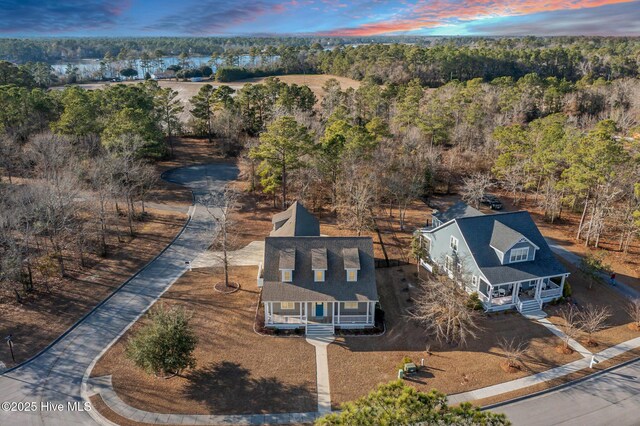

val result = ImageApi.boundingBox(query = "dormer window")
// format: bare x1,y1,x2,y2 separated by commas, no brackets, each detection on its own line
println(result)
343,248,360,283
510,247,529,263
279,248,295,282
311,247,327,283
450,236,458,252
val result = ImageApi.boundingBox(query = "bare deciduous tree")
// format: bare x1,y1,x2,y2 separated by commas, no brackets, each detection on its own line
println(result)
410,276,481,347
558,305,581,353
337,161,377,236
578,304,612,346
461,172,493,208
497,337,528,371
202,186,239,289
626,298,640,330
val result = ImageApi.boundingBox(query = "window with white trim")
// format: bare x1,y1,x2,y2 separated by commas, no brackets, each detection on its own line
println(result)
347,269,357,282
450,236,458,252
314,270,325,282
280,302,295,310
282,269,292,282
445,255,454,272
509,247,529,263
343,302,359,310
471,275,479,288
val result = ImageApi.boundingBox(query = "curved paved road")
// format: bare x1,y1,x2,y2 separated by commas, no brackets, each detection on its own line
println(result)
0,164,238,426
493,358,640,425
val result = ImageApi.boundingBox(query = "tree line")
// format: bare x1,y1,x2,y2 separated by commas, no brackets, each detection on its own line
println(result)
0,64,182,303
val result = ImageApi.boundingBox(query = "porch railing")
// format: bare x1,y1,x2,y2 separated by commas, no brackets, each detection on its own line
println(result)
270,314,306,324
337,315,369,324
540,287,562,299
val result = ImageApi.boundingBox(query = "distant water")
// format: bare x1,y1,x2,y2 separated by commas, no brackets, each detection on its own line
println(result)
51,54,274,79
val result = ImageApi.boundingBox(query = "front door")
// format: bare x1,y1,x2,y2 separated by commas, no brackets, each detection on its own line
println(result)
315,303,324,317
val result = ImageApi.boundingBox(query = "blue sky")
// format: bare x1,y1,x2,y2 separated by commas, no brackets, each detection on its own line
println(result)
1,0,639,37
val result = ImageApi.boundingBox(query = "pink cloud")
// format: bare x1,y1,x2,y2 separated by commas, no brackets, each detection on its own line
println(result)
321,0,636,36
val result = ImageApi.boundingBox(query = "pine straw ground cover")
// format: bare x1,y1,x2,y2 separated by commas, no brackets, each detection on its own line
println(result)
327,265,581,410
91,266,317,415
545,260,640,348
0,208,186,367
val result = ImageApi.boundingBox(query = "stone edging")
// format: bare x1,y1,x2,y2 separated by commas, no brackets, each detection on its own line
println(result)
88,375,323,425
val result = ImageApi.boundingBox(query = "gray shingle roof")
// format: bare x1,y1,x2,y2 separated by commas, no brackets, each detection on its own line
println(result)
455,211,568,284
270,201,320,237
434,201,483,223
311,248,327,270
490,221,527,253
279,248,296,270
342,248,360,270
261,236,378,302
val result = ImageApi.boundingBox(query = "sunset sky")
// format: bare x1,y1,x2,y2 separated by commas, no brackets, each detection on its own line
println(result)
2,0,639,37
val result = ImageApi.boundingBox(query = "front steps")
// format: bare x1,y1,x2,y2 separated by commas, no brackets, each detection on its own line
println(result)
306,323,334,337
518,298,547,319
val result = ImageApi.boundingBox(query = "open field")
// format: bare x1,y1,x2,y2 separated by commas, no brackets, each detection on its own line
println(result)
327,265,580,409
58,74,360,122
91,266,317,415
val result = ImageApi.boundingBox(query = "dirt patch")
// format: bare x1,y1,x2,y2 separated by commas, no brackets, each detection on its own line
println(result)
92,266,317,415
327,265,579,410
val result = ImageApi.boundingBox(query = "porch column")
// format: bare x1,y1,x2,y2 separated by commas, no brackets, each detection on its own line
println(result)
535,278,542,299
331,302,335,325
560,275,566,295
337,302,340,325
366,302,370,324
303,302,307,324
512,282,520,304
265,302,271,324
487,284,493,304
369,302,375,324
299,302,303,323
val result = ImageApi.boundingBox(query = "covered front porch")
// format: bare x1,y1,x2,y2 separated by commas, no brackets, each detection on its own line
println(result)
264,301,376,330
477,274,567,313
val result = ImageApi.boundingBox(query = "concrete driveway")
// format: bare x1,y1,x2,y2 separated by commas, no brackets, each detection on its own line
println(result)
493,358,640,425
0,163,238,426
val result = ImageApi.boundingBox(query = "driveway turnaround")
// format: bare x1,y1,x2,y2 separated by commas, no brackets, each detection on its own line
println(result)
0,163,238,426
492,358,640,426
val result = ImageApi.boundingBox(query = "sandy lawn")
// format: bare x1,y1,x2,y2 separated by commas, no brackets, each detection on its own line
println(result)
91,266,317,415
545,260,640,348
327,265,580,409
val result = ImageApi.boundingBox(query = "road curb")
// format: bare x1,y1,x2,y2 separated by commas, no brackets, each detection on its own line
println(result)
482,355,640,411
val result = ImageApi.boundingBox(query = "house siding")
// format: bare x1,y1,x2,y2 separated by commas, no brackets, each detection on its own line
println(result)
504,241,536,263
422,223,485,287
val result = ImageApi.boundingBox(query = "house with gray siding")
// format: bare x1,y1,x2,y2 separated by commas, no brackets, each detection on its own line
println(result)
416,201,569,316
257,201,378,334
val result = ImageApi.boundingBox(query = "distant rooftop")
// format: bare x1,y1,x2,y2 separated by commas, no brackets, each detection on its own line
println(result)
271,201,320,237
433,201,483,224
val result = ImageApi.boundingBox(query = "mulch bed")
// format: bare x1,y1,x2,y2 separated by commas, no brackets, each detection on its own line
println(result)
213,282,240,294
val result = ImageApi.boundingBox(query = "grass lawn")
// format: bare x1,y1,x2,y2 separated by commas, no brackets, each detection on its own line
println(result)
545,260,640,348
327,265,581,409
91,266,317,415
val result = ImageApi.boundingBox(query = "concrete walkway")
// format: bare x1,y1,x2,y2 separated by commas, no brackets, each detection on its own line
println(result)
537,318,592,358
0,164,239,426
448,336,640,405
306,336,335,414
191,240,265,268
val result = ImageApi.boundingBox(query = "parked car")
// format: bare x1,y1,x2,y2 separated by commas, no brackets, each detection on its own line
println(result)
481,194,503,210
